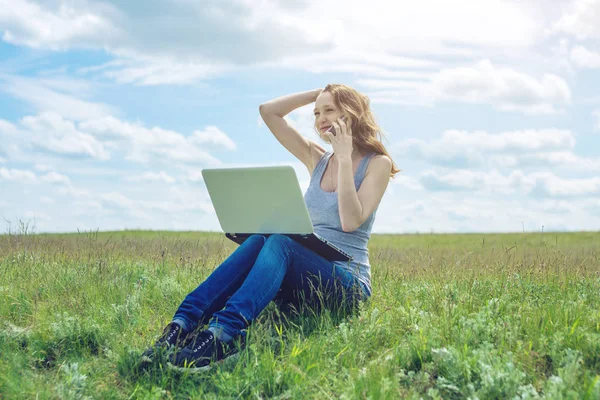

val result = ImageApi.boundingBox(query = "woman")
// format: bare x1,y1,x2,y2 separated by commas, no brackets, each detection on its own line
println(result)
140,84,400,372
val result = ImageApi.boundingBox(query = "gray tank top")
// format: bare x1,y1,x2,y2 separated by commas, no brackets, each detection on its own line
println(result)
304,150,378,295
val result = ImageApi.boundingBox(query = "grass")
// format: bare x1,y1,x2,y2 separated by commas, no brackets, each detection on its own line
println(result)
1,229,599,399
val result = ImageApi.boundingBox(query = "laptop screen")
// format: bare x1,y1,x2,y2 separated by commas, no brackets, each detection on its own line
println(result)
202,166,315,234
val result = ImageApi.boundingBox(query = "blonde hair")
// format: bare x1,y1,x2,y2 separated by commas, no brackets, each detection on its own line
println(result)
316,83,400,178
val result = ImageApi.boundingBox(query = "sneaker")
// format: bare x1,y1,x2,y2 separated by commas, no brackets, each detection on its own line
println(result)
167,329,244,372
140,322,191,365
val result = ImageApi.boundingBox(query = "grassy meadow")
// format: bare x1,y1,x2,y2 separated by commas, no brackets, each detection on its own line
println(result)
1,229,599,399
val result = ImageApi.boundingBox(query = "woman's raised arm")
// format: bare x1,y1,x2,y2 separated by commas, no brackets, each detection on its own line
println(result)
259,89,323,171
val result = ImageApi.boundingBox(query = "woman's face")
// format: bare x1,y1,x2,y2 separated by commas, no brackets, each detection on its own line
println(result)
314,92,344,142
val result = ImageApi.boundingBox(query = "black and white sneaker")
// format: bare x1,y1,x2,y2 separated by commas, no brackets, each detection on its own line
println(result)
167,330,244,372
139,322,191,366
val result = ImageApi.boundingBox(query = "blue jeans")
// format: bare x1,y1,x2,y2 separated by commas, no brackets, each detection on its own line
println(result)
172,234,369,338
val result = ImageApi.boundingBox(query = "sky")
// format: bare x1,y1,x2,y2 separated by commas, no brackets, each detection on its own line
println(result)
1,0,599,235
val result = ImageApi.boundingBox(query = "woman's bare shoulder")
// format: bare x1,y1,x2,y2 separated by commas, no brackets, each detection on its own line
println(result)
367,154,393,175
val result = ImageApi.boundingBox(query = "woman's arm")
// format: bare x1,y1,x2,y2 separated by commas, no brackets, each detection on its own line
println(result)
337,155,392,232
259,89,324,171
322,117,393,232
259,89,322,117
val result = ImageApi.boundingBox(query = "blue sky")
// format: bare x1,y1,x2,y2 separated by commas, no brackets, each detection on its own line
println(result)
1,0,599,234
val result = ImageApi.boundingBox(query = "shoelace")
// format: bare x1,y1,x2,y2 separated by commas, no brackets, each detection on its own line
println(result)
165,325,180,342
192,333,214,353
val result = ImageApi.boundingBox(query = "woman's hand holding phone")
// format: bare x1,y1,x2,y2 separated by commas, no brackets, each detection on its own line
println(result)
323,115,353,161
326,115,346,136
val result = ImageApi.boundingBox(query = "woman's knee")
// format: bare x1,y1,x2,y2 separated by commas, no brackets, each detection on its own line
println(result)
260,234,294,263
247,234,267,245
235,235,267,255
265,234,294,249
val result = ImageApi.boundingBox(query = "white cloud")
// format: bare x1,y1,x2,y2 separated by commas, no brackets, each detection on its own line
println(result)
2,110,227,168
554,0,600,39
34,164,52,172
100,192,135,210
400,196,597,233
23,211,51,221
57,185,92,199
289,55,438,77
531,173,600,198
186,170,204,183
1,0,545,56
85,56,233,86
375,182,600,233
21,112,110,160
0,167,37,183
125,171,176,184
394,129,578,168
1,166,71,186
97,190,211,220
392,175,423,191
0,75,115,120
273,51,441,85
458,129,574,152
37,184,217,230
78,116,222,165
0,0,332,85
0,0,119,49
419,169,533,194
418,169,600,199
540,200,578,215
1,0,550,86
374,195,535,234
570,45,600,68
0,121,23,162
361,60,571,113
40,171,71,185
190,126,237,151
492,152,600,171
433,60,572,114
546,38,575,76
0,119,20,135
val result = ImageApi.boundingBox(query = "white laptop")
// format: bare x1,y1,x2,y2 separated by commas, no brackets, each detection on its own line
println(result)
201,165,352,261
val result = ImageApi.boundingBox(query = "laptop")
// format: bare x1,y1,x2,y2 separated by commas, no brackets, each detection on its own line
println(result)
201,165,352,262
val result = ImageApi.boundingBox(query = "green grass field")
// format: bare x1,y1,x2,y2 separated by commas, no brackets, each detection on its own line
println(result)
1,230,599,399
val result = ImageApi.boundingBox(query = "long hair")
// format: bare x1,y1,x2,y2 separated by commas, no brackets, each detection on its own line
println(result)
316,84,400,178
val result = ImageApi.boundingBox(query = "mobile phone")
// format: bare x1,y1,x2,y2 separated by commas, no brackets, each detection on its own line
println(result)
326,116,346,136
